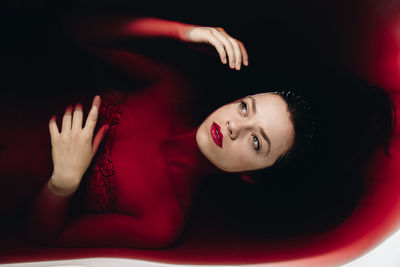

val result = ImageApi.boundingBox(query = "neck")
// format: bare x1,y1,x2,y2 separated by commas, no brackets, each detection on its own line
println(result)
162,127,222,177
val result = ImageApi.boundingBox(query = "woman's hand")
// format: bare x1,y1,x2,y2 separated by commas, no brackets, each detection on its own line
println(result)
48,95,109,196
183,26,249,70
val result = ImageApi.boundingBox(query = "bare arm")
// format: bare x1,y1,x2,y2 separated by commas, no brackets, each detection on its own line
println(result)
25,96,108,244
66,11,249,67
65,12,197,85
65,12,249,84
26,179,73,242
27,187,183,248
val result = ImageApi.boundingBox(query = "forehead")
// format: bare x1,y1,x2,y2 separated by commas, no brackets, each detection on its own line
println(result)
252,93,289,118
251,93,294,155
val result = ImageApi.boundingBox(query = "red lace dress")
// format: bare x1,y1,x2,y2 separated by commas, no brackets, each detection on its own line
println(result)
71,88,215,218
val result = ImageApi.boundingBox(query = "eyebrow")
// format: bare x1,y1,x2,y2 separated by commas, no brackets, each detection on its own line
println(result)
260,127,271,156
247,96,271,156
248,95,257,114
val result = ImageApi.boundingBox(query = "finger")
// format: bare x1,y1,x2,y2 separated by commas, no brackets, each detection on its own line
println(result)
217,27,248,68
61,105,73,134
84,95,101,137
217,30,241,70
212,30,236,69
238,41,249,66
92,124,109,157
230,38,242,70
49,115,59,143
205,33,228,65
71,103,83,133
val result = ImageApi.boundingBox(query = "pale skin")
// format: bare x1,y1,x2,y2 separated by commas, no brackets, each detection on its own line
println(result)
184,26,249,70
196,93,294,174
48,96,109,196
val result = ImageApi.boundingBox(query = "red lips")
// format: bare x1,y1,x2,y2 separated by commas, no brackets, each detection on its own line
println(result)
211,122,223,148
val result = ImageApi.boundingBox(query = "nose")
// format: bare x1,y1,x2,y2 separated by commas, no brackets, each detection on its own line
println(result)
227,119,250,140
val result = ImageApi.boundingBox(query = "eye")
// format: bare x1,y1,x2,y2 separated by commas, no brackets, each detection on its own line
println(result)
240,101,248,115
252,135,260,151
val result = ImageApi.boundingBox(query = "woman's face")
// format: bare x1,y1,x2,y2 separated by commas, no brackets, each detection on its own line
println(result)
196,93,294,172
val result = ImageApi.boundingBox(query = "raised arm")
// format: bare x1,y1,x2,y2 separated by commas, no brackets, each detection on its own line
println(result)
65,12,194,85
65,12,249,84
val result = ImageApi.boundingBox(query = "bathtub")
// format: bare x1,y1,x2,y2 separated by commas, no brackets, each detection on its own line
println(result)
1,1,400,266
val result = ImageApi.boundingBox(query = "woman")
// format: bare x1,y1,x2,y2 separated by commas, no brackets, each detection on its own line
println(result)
0,12,391,249
0,13,294,248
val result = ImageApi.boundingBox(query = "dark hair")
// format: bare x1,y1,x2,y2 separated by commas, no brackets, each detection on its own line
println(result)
248,77,396,184
247,89,317,183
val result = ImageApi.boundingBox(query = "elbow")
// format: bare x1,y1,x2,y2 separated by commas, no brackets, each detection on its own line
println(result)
144,212,185,248
145,223,183,248
150,226,182,248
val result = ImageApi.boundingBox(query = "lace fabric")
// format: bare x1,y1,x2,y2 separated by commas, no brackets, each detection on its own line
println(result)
82,91,125,212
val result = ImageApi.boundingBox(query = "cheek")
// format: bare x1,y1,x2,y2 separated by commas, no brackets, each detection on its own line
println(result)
228,143,274,170
225,143,254,166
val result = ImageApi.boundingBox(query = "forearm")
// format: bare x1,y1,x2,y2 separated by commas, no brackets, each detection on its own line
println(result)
52,213,162,248
123,16,195,41
51,205,184,248
26,178,74,244
66,12,196,44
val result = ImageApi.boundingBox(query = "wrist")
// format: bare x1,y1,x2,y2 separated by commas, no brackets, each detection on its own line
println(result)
48,175,79,197
176,23,197,42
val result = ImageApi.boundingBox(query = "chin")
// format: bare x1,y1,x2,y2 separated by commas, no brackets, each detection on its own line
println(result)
195,124,211,157
196,125,225,171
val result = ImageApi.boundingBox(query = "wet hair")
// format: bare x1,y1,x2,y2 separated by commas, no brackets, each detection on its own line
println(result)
248,78,396,183
272,90,316,165
247,89,318,183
